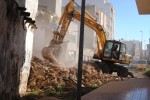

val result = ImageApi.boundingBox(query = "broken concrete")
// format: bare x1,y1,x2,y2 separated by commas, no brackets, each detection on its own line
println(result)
27,57,118,92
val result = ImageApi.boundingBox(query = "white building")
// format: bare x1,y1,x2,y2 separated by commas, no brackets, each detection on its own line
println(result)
62,0,115,62
62,0,115,40
38,0,62,17
121,40,142,61
32,0,115,64
32,0,62,59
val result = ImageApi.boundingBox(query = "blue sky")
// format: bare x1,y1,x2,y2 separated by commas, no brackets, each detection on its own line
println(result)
110,0,150,49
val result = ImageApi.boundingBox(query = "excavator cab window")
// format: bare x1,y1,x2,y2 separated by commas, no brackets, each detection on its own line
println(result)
103,40,126,62
112,43,120,60
103,41,113,57
119,43,126,61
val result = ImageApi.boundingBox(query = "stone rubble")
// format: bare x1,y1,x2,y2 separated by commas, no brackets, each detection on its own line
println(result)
27,57,118,91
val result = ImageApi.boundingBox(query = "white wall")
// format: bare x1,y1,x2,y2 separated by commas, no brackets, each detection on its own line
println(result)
32,0,62,60
19,0,38,95
39,0,62,17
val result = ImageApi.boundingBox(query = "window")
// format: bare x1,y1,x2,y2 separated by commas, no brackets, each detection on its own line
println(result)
95,12,99,21
120,44,126,53
112,43,120,59
104,42,113,57
68,50,76,61
119,43,126,60
137,60,147,64
111,8,113,15
104,0,109,3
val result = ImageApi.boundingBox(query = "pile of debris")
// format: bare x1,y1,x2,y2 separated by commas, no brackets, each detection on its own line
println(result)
27,57,118,91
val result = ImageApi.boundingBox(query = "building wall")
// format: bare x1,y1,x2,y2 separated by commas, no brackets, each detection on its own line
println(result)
19,0,38,95
0,0,38,99
32,10,58,59
146,38,150,63
60,5,97,62
32,0,62,60
0,1,24,99
65,22,79,62
62,3,114,61
32,0,115,63
134,41,141,60
38,0,62,17
62,0,115,40
122,40,142,61
65,5,96,62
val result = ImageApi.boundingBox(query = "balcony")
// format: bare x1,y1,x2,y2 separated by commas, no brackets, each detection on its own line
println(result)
136,0,150,14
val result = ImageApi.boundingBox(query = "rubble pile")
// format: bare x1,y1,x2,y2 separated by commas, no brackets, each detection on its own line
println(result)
27,57,117,91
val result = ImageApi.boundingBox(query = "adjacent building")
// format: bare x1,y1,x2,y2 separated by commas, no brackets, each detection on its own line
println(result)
146,39,150,63
62,0,115,62
32,0,61,59
62,0,115,39
121,40,142,61
136,0,150,63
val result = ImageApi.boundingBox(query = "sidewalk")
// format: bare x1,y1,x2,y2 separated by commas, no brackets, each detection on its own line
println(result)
82,78,150,100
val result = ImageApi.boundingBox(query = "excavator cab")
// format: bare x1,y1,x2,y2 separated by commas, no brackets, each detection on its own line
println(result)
101,40,127,64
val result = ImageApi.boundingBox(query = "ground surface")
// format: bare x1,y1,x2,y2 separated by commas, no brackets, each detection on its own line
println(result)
82,78,150,100
20,68,149,100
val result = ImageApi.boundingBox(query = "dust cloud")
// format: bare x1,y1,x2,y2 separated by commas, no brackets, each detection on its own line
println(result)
34,9,96,68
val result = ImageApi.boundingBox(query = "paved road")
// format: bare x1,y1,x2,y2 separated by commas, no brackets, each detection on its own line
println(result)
82,78,150,100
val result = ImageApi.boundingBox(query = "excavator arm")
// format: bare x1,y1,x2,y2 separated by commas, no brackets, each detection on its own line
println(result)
51,0,74,45
73,10,106,57
46,0,106,60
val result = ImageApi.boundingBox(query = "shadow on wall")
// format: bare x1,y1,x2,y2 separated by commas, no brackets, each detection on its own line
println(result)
0,0,28,99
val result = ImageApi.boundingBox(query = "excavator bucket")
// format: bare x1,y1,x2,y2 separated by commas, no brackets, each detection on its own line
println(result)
42,46,58,64
42,42,62,65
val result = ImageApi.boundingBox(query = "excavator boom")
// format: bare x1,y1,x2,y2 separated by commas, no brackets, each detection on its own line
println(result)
42,0,132,65
43,0,106,61
73,10,106,57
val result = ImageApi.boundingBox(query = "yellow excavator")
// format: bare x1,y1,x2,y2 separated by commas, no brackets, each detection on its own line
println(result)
42,0,134,78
